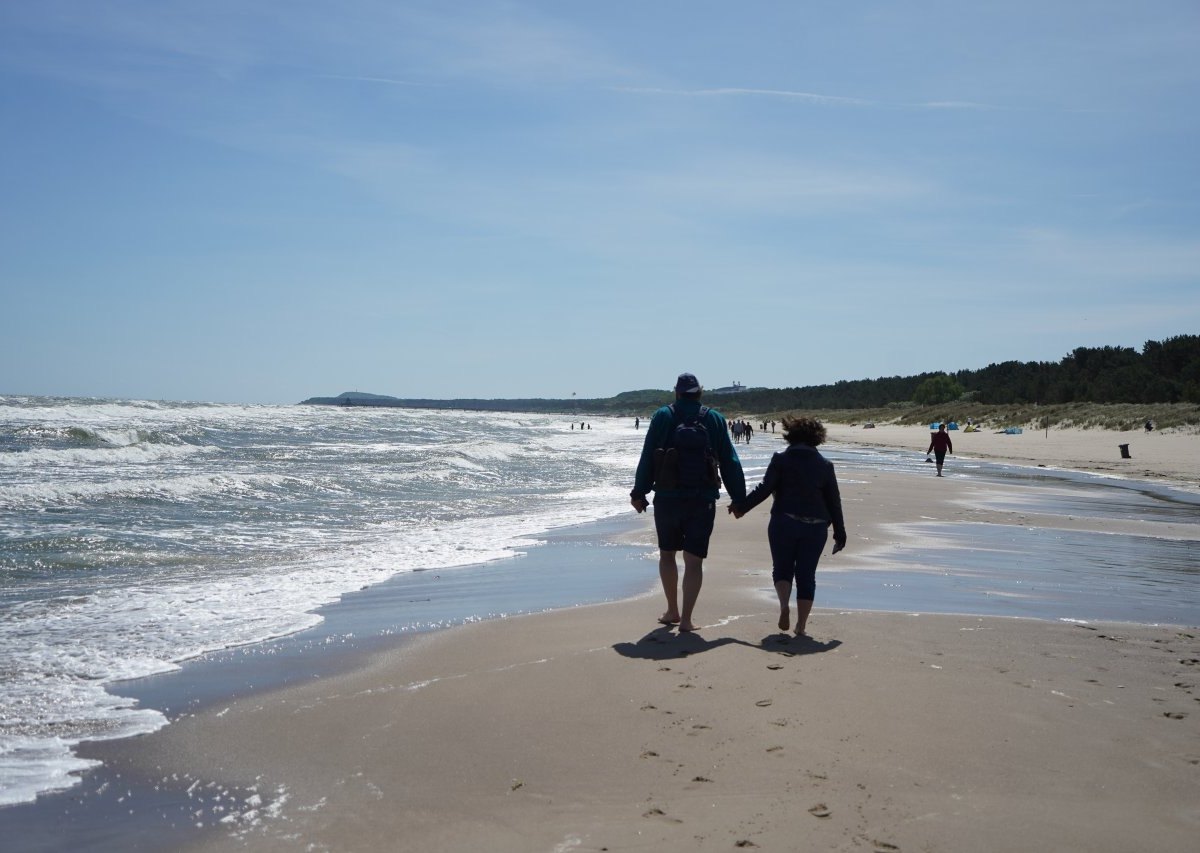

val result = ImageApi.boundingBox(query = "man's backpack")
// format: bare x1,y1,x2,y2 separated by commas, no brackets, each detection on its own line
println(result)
653,404,721,490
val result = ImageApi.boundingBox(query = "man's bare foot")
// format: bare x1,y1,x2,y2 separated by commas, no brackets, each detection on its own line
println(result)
678,622,697,633
795,627,809,638
659,612,681,626
778,610,790,632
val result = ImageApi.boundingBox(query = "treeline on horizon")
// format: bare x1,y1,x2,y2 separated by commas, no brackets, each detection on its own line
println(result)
720,334,1200,412
303,335,1200,414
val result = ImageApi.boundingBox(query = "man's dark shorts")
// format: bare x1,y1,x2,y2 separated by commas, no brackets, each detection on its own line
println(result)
653,495,716,558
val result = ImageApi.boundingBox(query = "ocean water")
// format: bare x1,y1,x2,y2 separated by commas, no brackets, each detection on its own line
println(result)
0,397,655,807
3,397,1198,816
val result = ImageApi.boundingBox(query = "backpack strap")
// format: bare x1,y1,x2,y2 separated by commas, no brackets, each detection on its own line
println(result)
659,403,677,450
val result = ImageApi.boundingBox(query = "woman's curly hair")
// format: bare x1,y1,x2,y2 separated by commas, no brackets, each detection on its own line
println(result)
781,415,826,447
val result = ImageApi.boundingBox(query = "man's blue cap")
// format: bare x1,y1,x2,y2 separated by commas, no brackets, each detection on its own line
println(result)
674,373,702,393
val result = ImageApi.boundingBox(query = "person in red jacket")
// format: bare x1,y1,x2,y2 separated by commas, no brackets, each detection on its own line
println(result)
927,423,953,477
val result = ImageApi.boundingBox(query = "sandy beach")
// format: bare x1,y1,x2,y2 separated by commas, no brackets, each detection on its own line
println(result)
62,425,1197,852
823,421,1200,491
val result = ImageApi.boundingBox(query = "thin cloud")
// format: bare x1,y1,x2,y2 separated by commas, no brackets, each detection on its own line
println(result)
618,87,1006,111
917,100,1000,110
615,85,871,106
315,74,425,88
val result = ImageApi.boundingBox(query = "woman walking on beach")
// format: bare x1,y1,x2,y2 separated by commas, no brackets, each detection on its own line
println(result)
730,416,846,637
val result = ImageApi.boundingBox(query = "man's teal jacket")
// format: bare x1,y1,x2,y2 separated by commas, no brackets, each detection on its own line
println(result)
632,399,747,502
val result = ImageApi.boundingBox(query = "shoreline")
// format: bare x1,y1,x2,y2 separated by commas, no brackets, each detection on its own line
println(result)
108,480,1199,851
5,425,1198,851
0,513,662,850
823,422,1200,492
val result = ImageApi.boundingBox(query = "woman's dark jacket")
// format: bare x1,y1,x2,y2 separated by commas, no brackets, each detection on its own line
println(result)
738,443,847,543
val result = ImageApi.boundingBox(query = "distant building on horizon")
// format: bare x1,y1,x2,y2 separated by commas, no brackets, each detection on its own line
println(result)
712,381,746,394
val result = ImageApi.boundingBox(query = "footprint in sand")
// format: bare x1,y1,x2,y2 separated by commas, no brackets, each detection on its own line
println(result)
808,803,832,818
767,664,784,670
642,807,682,824
755,699,773,707
1163,711,1188,720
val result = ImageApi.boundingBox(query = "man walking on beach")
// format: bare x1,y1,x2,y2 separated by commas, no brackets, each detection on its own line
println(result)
927,423,953,477
630,373,746,632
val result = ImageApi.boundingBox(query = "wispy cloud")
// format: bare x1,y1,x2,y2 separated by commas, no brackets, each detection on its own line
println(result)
615,86,871,106
617,86,1008,111
633,155,930,212
1016,228,1200,282
314,74,425,88
400,7,632,85
917,100,1000,110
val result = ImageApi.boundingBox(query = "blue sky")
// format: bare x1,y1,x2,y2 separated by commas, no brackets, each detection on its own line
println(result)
2,1,1197,404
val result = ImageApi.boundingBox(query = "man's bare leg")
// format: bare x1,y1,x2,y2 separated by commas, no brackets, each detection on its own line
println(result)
658,550,680,624
679,550,704,631
775,580,791,632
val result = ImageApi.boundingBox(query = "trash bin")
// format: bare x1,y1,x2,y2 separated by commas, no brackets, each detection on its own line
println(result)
1118,443,1131,459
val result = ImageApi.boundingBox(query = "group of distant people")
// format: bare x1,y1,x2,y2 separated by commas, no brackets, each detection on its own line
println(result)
729,419,755,443
630,373,846,637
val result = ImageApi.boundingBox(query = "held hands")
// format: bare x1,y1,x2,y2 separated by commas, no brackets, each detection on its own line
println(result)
727,503,745,519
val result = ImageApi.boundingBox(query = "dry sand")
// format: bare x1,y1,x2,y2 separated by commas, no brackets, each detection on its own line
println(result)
99,428,1199,852
824,421,1200,491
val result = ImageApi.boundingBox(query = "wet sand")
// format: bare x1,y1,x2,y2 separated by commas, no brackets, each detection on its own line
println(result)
825,422,1200,490
76,431,1199,852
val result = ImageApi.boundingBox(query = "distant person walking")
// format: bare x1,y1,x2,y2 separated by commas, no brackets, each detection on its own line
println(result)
729,416,846,638
927,423,953,477
630,373,746,632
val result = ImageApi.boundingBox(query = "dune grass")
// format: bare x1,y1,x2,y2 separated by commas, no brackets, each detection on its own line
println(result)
737,401,1200,433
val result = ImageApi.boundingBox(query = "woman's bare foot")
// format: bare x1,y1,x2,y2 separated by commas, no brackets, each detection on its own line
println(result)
658,612,681,626
778,609,790,632
795,627,809,638
678,621,697,633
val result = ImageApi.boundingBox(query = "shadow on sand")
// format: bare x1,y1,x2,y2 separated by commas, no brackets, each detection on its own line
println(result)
613,625,841,662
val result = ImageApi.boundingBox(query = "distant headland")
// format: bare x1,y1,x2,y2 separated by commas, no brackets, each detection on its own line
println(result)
299,389,675,415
